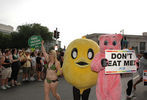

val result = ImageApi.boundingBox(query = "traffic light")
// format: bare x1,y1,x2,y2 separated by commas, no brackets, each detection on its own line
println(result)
54,30,57,38
57,31,60,39
54,30,60,39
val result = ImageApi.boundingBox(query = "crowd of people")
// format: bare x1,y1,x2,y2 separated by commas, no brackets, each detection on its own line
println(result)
0,47,64,90
0,39,147,100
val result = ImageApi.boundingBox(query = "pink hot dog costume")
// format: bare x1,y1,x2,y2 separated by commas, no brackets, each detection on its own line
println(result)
91,34,123,100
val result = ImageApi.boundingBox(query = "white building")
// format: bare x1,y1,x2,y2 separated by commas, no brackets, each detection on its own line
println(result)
0,23,13,33
126,33,147,53
85,33,147,54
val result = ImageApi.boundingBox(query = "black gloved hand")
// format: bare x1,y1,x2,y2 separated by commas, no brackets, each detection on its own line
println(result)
101,59,108,67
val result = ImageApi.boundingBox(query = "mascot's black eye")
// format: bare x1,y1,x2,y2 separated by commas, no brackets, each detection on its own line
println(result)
71,48,78,59
87,48,94,60
113,41,117,46
104,41,108,45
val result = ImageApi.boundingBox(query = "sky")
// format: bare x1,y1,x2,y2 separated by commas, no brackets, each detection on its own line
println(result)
0,0,147,48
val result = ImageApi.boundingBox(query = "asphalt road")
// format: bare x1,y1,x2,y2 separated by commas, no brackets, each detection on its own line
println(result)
0,77,96,100
0,74,147,100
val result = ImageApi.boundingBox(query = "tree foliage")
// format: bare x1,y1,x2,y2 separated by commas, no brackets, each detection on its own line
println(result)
0,23,53,49
0,32,12,49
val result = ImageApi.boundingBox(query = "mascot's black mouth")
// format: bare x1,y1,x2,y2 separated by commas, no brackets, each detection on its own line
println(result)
76,61,88,65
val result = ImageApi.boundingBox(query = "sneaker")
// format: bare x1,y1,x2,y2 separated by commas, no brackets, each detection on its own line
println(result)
26,77,29,81
1,86,7,90
5,85,11,88
127,92,135,98
30,77,35,81
132,96,137,100
17,82,21,86
38,79,42,81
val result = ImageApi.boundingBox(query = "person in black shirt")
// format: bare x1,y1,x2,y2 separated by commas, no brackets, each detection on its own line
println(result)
11,48,21,86
36,52,43,81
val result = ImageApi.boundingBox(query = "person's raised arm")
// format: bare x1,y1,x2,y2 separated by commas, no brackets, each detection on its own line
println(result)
41,40,49,61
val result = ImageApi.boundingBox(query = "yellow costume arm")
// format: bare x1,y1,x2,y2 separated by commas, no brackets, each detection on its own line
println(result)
56,61,63,76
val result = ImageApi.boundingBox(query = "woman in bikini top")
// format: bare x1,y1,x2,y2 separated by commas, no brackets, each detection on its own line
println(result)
41,40,62,100
46,61,58,83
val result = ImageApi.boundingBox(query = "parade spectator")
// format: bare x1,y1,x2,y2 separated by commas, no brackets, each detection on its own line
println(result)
11,48,21,86
41,53,46,80
1,49,12,90
41,40,62,100
57,51,60,60
57,50,64,68
36,52,43,81
22,50,31,81
59,51,64,67
30,52,37,81
19,50,26,67
136,54,142,70
134,51,147,90
0,50,2,76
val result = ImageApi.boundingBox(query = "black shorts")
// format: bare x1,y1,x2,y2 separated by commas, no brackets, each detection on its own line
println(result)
23,67,31,74
36,64,42,72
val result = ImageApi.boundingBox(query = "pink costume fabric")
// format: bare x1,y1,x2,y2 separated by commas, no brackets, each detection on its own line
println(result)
91,34,123,100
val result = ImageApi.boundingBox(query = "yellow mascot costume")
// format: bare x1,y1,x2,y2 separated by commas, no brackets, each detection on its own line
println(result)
62,38,100,100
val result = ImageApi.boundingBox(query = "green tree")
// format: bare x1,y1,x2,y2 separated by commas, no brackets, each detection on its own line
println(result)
10,32,21,48
13,23,53,48
0,23,53,49
0,32,11,49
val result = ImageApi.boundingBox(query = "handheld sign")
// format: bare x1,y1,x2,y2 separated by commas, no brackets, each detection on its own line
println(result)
28,35,42,49
143,70,147,85
105,50,137,74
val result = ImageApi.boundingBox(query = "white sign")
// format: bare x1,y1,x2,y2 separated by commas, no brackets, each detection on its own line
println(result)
105,50,137,74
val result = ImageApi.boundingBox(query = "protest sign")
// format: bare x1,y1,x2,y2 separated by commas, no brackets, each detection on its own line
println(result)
105,50,137,74
28,35,42,49
143,70,147,85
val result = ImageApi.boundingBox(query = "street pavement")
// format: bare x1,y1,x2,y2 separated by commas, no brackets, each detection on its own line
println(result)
134,82,147,100
0,77,96,100
0,75,147,100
